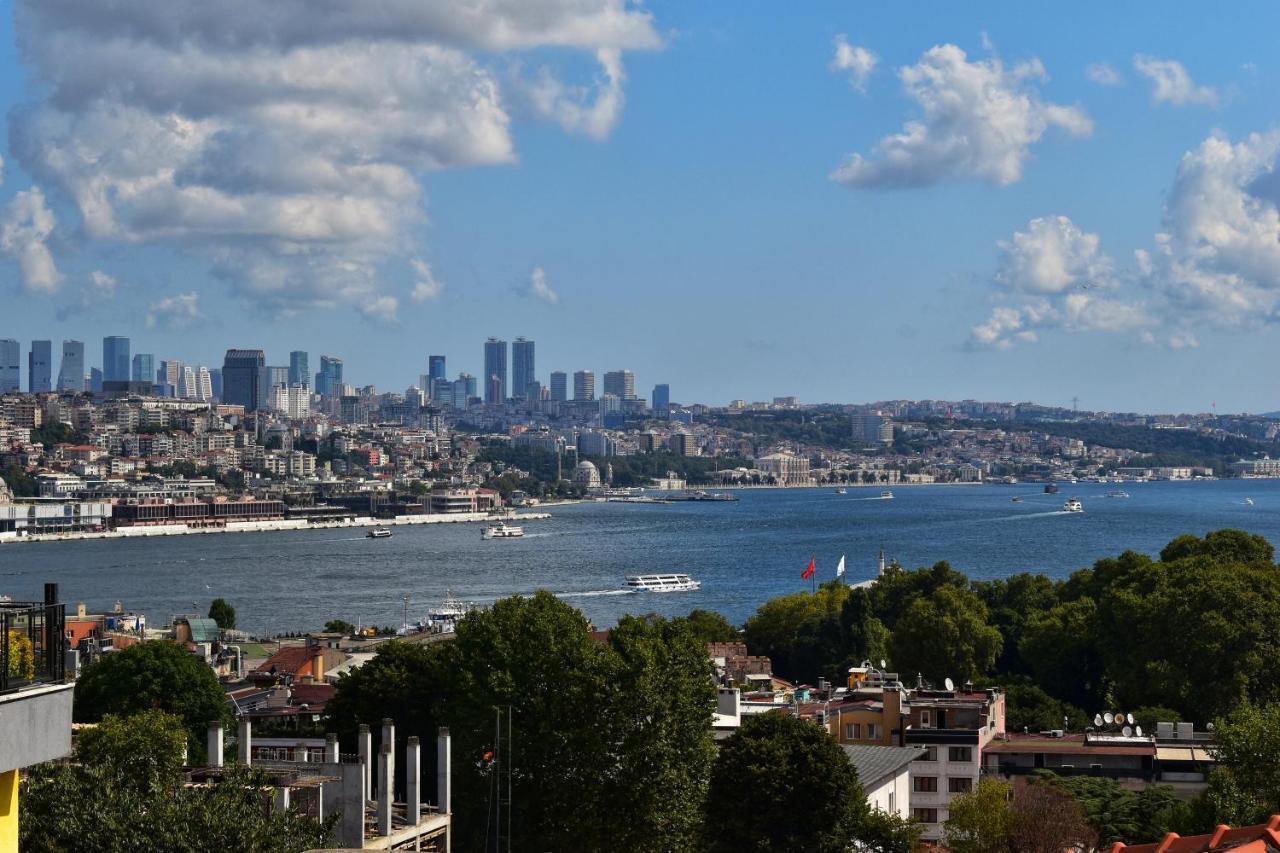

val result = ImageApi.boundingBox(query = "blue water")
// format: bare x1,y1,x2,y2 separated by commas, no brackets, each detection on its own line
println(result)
1,480,1274,635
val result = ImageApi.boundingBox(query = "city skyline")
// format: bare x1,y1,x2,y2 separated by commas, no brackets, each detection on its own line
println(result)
1,3,1279,410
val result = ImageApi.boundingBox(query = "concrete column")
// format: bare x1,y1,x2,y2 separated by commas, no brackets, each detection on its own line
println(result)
325,733,339,763
357,724,372,801
274,786,290,813
237,718,252,765
381,717,396,800
377,744,393,837
437,727,451,814
405,736,421,827
207,722,224,768
293,742,308,763
325,763,365,848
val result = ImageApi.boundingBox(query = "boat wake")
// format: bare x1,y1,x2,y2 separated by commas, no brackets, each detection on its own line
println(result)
988,510,1077,522
554,589,637,599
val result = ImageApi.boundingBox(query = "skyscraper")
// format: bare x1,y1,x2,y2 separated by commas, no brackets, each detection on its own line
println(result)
103,336,130,383
652,384,670,415
89,367,103,394
549,371,568,402
428,355,446,382
315,356,343,397
222,349,265,411
289,351,310,388
0,340,19,393
603,370,635,400
259,365,288,405
210,369,223,400
57,340,85,392
28,340,51,392
157,360,183,397
511,338,535,400
132,353,155,385
196,366,214,401
483,338,507,404
573,370,595,401
178,365,197,399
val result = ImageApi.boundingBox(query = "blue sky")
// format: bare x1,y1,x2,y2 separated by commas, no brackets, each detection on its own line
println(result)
3,1,1280,412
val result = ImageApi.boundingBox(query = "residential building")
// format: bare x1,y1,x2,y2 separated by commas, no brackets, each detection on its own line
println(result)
178,365,197,399
577,430,617,457
603,369,635,400
288,350,309,388
852,413,894,445
600,393,621,416
573,370,595,402
89,367,103,394
669,431,698,457
103,336,130,383
222,349,265,412
28,340,51,392
451,374,476,408
652,383,670,415
512,338,535,399
195,366,214,401
57,340,85,392
258,365,288,406
0,339,18,393
842,744,922,819
131,353,155,386
157,359,183,396
483,338,507,404
549,371,568,402
315,355,343,397
430,487,501,513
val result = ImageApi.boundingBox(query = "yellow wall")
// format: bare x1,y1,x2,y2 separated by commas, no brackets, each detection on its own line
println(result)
0,768,17,852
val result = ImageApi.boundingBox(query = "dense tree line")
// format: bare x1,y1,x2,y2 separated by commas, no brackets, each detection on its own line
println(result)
478,444,747,488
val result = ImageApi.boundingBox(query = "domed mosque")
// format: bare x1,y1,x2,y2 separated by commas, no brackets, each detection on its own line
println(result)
572,460,601,488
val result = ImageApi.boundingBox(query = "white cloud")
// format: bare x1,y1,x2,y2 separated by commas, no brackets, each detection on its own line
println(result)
830,35,878,93
1085,62,1122,86
832,44,1091,189
0,187,61,293
994,215,1115,295
55,269,117,320
410,259,444,302
360,295,400,324
519,47,628,140
1133,55,1217,107
520,266,560,304
11,0,660,316
145,291,201,329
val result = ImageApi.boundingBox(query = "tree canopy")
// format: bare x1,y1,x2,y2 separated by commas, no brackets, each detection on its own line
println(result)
207,598,236,631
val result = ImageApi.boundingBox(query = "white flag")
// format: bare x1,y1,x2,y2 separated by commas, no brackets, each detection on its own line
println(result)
836,555,846,577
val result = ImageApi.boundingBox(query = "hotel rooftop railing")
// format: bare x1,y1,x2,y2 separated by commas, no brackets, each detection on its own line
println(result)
1,583,66,695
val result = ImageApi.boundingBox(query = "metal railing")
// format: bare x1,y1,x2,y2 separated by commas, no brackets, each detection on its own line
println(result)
1,584,66,695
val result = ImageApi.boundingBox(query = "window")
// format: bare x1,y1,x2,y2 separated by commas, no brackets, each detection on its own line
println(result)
844,723,861,740
948,777,972,793
914,776,938,793
866,723,881,740
912,808,938,824
888,791,896,812
949,747,973,762
921,710,932,728
917,746,937,762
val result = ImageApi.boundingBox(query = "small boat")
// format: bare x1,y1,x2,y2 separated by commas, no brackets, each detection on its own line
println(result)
421,591,473,633
366,528,393,539
1011,497,1022,503
482,521,524,539
1062,498,1084,513
880,490,895,499
1244,498,1255,506
1104,490,1130,498
625,573,701,592
1044,483,1060,494
834,487,847,495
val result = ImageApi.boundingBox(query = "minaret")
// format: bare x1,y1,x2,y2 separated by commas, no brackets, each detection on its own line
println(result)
878,546,886,578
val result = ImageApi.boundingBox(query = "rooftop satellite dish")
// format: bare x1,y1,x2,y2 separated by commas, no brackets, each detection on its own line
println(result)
1093,714,1103,727
1103,712,1114,724
1122,725,1133,737
1126,713,1135,725
944,677,955,692
880,659,887,669
1135,726,1143,737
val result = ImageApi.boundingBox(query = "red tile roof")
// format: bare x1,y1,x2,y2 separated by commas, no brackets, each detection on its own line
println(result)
1108,816,1280,852
255,644,320,677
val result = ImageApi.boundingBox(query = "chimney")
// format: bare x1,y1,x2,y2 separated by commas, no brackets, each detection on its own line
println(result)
309,643,325,683
77,602,87,618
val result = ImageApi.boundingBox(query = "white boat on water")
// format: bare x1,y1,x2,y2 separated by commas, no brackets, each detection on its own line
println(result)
367,528,393,539
482,521,524,539
1244,497,1255,506
1104,490,1130,498
1063,498,1084,513
420,591,474,633
625,573,701,592
834,487,847,495
880,490,895,499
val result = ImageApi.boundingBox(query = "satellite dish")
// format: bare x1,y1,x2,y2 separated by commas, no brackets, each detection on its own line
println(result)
944,677,955,692
1135,726,1143,737
1206,722,1215,732
1103,712,1114,724
1093,714,1103,727
1114,710,1124,725
879,659,887,669
1126,713,1135,725
1122,725,1133,737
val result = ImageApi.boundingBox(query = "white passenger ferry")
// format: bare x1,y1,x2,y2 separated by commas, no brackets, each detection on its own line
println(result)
625,574,701,592
482,521,524,539
1063,497,1084,513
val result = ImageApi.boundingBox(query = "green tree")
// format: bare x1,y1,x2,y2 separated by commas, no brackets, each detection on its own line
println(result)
1159,529,1274,566
1209,703,1280,819
323,619,356,635
1008,778,1097,853
676,608,740,643
1000,682,1088,734
890,585,1002,684
75,710,188,795
972,573,1061,675
7,630,35,680
207,598,236,631
743,581,851,681
1017,598,1104,710
943,778,1013,853
73,641,230,751
858,807,925,853
702,712,868,853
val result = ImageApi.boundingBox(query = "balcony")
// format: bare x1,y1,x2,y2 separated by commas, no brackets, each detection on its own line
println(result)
0,588,73,778
984,764,1153,782
1,594,66,695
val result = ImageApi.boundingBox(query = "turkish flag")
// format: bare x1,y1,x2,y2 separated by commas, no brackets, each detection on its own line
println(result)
801,555,815,580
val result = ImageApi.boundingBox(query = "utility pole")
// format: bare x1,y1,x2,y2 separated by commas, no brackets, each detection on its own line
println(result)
494,706,513,853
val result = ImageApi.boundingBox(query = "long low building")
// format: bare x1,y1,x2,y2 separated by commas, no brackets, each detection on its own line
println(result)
0,501,112,535
110,497,286,527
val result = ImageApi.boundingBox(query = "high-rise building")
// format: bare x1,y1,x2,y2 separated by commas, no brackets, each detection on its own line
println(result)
483,338,507,404
28,340,51,392
851,413,894,445
89,367,103,394
259,365,288,406
428,355,446,383
603,369,635,400
289,351,310,388
131,353,155,385
315,356,343,397
0,340,19,393
222,349,265,412
210,369,223,400
196,366,214,401
57,340,85,392
549,371,568,402
652,384,670,415
451,373,477,408
573,370,595,402
511,338,535,400
178,365,197,399
103,336,130,383
156,360,183,397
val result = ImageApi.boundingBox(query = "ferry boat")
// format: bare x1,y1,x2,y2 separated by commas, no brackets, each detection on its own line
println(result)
1062,498,1084,513
625,573,701,593
880,490,895,499
421,591,473,633
366,528,393,539
1104,490,1130,498
1044,483,1060,494
482,521,524,539
834,487,847,495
